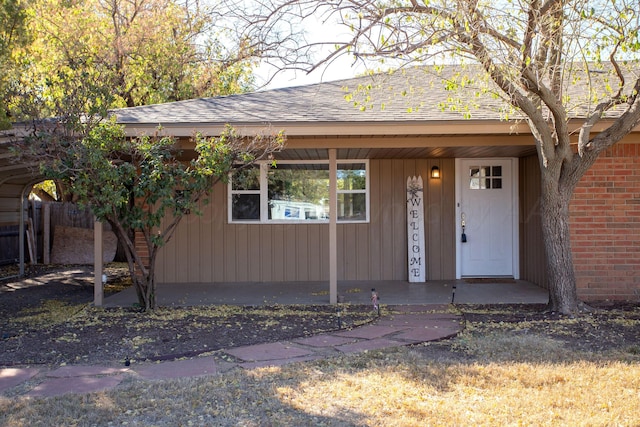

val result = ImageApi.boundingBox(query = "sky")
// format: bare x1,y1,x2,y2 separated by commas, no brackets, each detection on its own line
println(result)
261,60,358,89
254,10,365,90
261,56,363,89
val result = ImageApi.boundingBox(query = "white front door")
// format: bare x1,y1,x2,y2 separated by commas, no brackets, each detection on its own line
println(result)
456,158,519,278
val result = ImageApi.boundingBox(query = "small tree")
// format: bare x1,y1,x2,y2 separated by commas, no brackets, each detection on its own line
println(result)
236,0,640,314
21,120,284,310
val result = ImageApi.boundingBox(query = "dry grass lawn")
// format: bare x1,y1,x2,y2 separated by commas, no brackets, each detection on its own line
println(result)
2,324,640,427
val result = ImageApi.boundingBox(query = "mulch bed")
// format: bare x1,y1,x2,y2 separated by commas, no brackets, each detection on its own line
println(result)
0,265,377,366
1,265,639,367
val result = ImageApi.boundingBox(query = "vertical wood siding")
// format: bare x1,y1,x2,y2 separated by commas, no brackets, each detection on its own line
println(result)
518,155,548,289
156,158,456,283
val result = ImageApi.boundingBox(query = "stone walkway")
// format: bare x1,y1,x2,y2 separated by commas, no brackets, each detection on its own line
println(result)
0,305,462,398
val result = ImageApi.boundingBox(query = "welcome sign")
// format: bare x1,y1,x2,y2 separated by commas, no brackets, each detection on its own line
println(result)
407,176,426,282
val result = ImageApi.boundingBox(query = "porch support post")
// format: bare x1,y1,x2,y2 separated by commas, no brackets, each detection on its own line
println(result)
329,148,338,304
19,193,25,276
93,218,104,307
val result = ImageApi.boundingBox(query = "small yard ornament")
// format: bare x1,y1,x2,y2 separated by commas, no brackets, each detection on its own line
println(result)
371,288,380,316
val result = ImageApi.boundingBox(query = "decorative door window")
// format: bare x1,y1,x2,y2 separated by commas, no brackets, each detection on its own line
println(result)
469,165,502,190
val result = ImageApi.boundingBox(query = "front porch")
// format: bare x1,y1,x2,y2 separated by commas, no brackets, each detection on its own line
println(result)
103,279,548,307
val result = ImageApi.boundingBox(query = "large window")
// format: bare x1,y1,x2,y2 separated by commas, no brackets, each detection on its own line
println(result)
229,160,369,223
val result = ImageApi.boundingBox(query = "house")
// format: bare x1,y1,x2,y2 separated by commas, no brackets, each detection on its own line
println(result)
111,66,640,303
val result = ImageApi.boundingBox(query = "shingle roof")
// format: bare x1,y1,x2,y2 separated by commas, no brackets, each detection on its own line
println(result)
113,66,511,126
112,64,637,129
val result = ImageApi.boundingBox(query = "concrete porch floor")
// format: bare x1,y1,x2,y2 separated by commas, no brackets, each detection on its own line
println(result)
104,279,549,307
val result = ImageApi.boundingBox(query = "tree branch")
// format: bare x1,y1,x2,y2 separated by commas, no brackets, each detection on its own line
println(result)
588,75,640,152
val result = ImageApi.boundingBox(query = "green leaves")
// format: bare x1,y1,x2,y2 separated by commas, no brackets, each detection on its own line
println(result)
0,0,30,129
21,119,283,310
7,0,256,123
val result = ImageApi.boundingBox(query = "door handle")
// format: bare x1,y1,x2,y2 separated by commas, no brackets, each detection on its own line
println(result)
461,213,467,243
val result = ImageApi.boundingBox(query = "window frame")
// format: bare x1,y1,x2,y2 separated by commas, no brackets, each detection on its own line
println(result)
468,164,504,190
228,159,370,224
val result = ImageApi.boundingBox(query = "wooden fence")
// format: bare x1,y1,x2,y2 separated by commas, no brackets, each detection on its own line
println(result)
0,224,19,265
0,201,99,266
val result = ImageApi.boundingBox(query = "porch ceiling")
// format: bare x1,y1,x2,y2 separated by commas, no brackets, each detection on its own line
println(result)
276,145,538,160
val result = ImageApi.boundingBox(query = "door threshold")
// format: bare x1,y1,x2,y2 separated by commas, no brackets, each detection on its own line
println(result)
463,277,516,284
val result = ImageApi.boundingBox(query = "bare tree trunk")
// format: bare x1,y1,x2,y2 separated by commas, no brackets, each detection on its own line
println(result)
107,218,155,311
129,255,154,311
540,173,579,314
147,250,157,311
132,248,155,311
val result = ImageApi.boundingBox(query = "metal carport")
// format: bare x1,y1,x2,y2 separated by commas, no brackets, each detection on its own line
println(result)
1,126,107,305
0,126,42,279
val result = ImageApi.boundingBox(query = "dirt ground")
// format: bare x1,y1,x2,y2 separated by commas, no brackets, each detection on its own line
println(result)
0,264,379,366
1,264,639,367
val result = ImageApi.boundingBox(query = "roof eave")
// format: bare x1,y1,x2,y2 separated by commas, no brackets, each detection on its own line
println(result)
120,118,638,139
121,120,530,138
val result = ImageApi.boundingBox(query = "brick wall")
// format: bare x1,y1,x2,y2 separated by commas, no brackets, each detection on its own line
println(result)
134,230,150,279
570,143,640,301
